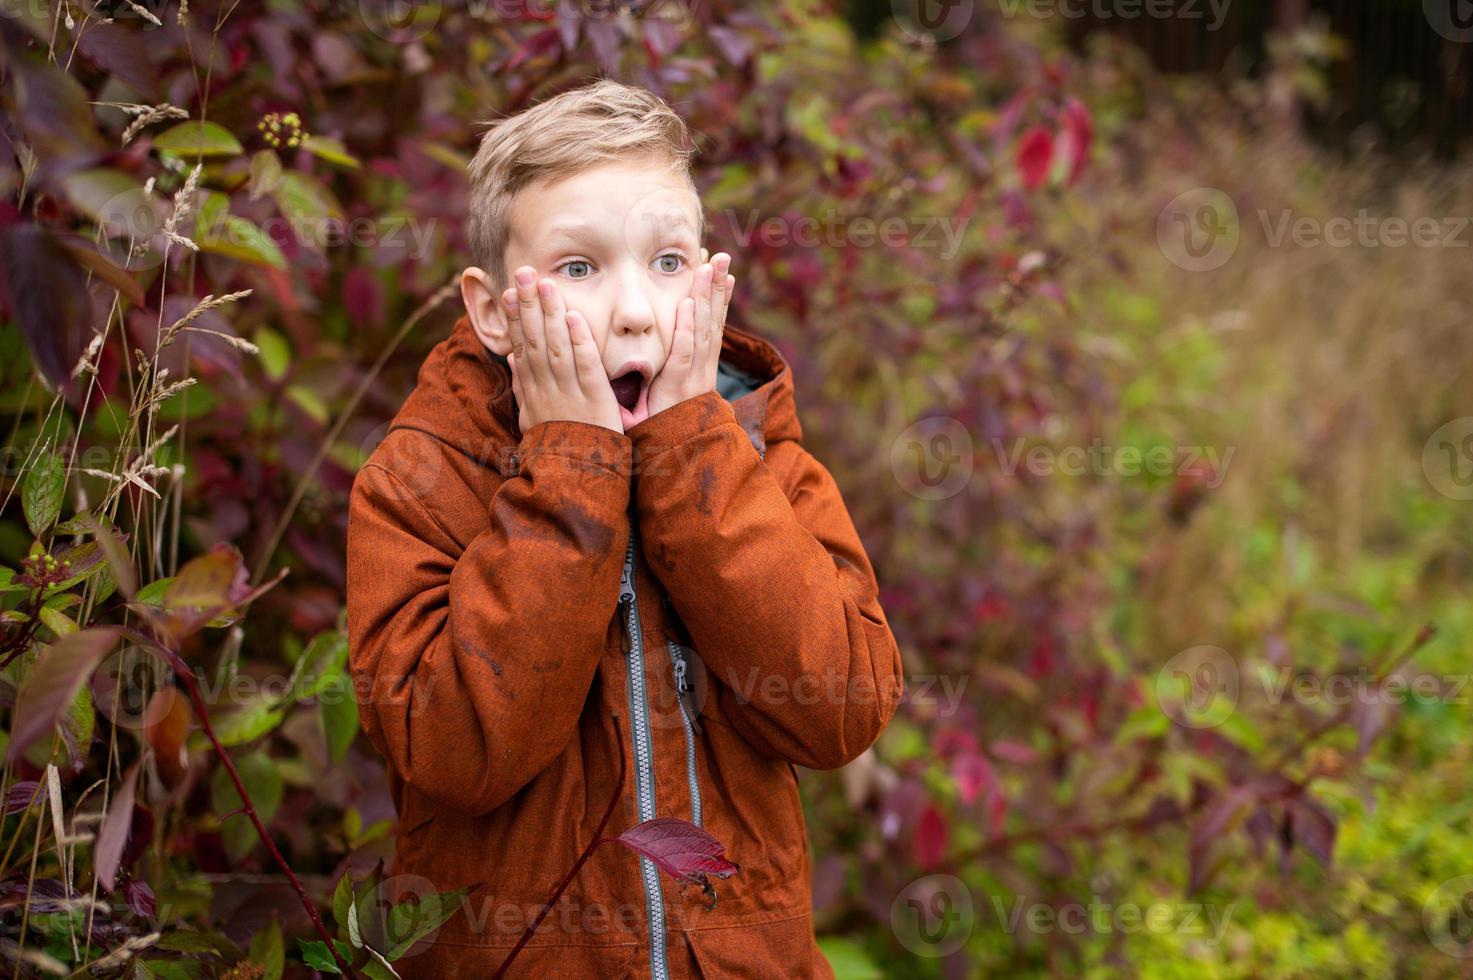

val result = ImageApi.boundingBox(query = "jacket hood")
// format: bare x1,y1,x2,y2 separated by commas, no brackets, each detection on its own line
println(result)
390,311,804,470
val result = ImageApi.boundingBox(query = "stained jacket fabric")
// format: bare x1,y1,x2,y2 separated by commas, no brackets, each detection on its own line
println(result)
345,310,905,978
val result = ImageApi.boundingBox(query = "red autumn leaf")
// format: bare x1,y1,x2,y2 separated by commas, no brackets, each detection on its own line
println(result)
1016,126,1054,190
615,818,740,885
915,805,948,869
1055,97,1093,185
952,751,995,806
4,626,123,766
95,761,139,892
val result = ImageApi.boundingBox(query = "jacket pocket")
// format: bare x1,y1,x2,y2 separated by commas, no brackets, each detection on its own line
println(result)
686,913,833,980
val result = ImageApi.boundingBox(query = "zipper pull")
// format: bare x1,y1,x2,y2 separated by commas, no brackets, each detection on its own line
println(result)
672,643,703,736
618,595,634,656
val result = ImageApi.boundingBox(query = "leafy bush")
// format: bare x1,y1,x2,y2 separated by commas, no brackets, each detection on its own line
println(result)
1,2,1469,977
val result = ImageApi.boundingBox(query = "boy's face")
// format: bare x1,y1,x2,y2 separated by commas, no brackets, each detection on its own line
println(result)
461,156,703,428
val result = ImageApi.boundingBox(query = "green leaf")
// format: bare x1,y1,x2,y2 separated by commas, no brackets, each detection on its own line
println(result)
384,888,468,960
62,169,158,238
272,171,344,227
0,567,26,593
199,213,287,269
248,150,284,200
817,937,883,979
363,946,401,979
24,450,65,538
153,121,243,157
301,135,361,169
291,631,350,702
321,672,360,765
134,577,173,606
210,695,286,747
298,938,351,973
38,605,78,638
209,752,284,863
254,327,290,381
248,914,285,980
332,870,357,944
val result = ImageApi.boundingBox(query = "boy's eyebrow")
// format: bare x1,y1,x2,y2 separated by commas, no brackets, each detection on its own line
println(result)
541,221,606,246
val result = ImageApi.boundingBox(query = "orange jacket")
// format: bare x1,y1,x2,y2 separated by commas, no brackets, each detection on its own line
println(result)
345,312,904,978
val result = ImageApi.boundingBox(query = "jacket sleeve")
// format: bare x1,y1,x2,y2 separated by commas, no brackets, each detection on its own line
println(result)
626,390,904,770
346,420,633,815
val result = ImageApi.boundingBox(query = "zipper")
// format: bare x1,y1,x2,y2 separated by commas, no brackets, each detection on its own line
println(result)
668,640,704,828
620,516,669,980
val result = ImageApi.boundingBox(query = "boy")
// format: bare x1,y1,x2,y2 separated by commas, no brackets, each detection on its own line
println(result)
346,78,905,979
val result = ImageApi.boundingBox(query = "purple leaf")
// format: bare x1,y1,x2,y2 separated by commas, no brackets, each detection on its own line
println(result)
123,877,156,918
95,761,140,892
615,817,740,885
1287,797,1337,867
4,781,41,815
0,224,92,400
4,627,123,766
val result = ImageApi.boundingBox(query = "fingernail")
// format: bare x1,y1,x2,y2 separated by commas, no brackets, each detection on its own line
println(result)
516,269,533,287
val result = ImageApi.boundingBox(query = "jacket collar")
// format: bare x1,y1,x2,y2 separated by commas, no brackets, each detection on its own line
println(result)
394,311,803,475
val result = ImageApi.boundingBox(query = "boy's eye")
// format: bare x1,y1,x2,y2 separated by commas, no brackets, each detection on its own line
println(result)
656,253,684,274
561,259,592,279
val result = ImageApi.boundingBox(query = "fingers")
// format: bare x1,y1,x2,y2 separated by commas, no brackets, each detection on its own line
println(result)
565,310,606,394
517,267,553,381
537,275,569,371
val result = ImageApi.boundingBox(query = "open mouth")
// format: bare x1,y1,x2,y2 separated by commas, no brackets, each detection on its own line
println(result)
610,370,646,410
609,361,653,427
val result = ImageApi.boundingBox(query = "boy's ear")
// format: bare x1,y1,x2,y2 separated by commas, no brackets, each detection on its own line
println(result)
460,266,510,356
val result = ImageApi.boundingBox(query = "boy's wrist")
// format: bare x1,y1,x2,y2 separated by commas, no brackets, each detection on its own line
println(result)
512,418,633,481
626,390,743,478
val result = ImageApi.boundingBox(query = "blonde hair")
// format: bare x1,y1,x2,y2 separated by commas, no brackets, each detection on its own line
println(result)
466,78,703,291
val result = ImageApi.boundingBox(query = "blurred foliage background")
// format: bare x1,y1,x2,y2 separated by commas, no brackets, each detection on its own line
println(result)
0,0,1470,977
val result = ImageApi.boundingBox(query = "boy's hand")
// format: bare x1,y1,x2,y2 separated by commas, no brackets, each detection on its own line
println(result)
644,252,735,420
502,266,624,434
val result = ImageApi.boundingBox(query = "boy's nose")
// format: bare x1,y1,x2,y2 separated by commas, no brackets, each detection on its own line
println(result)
608,265,657,336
